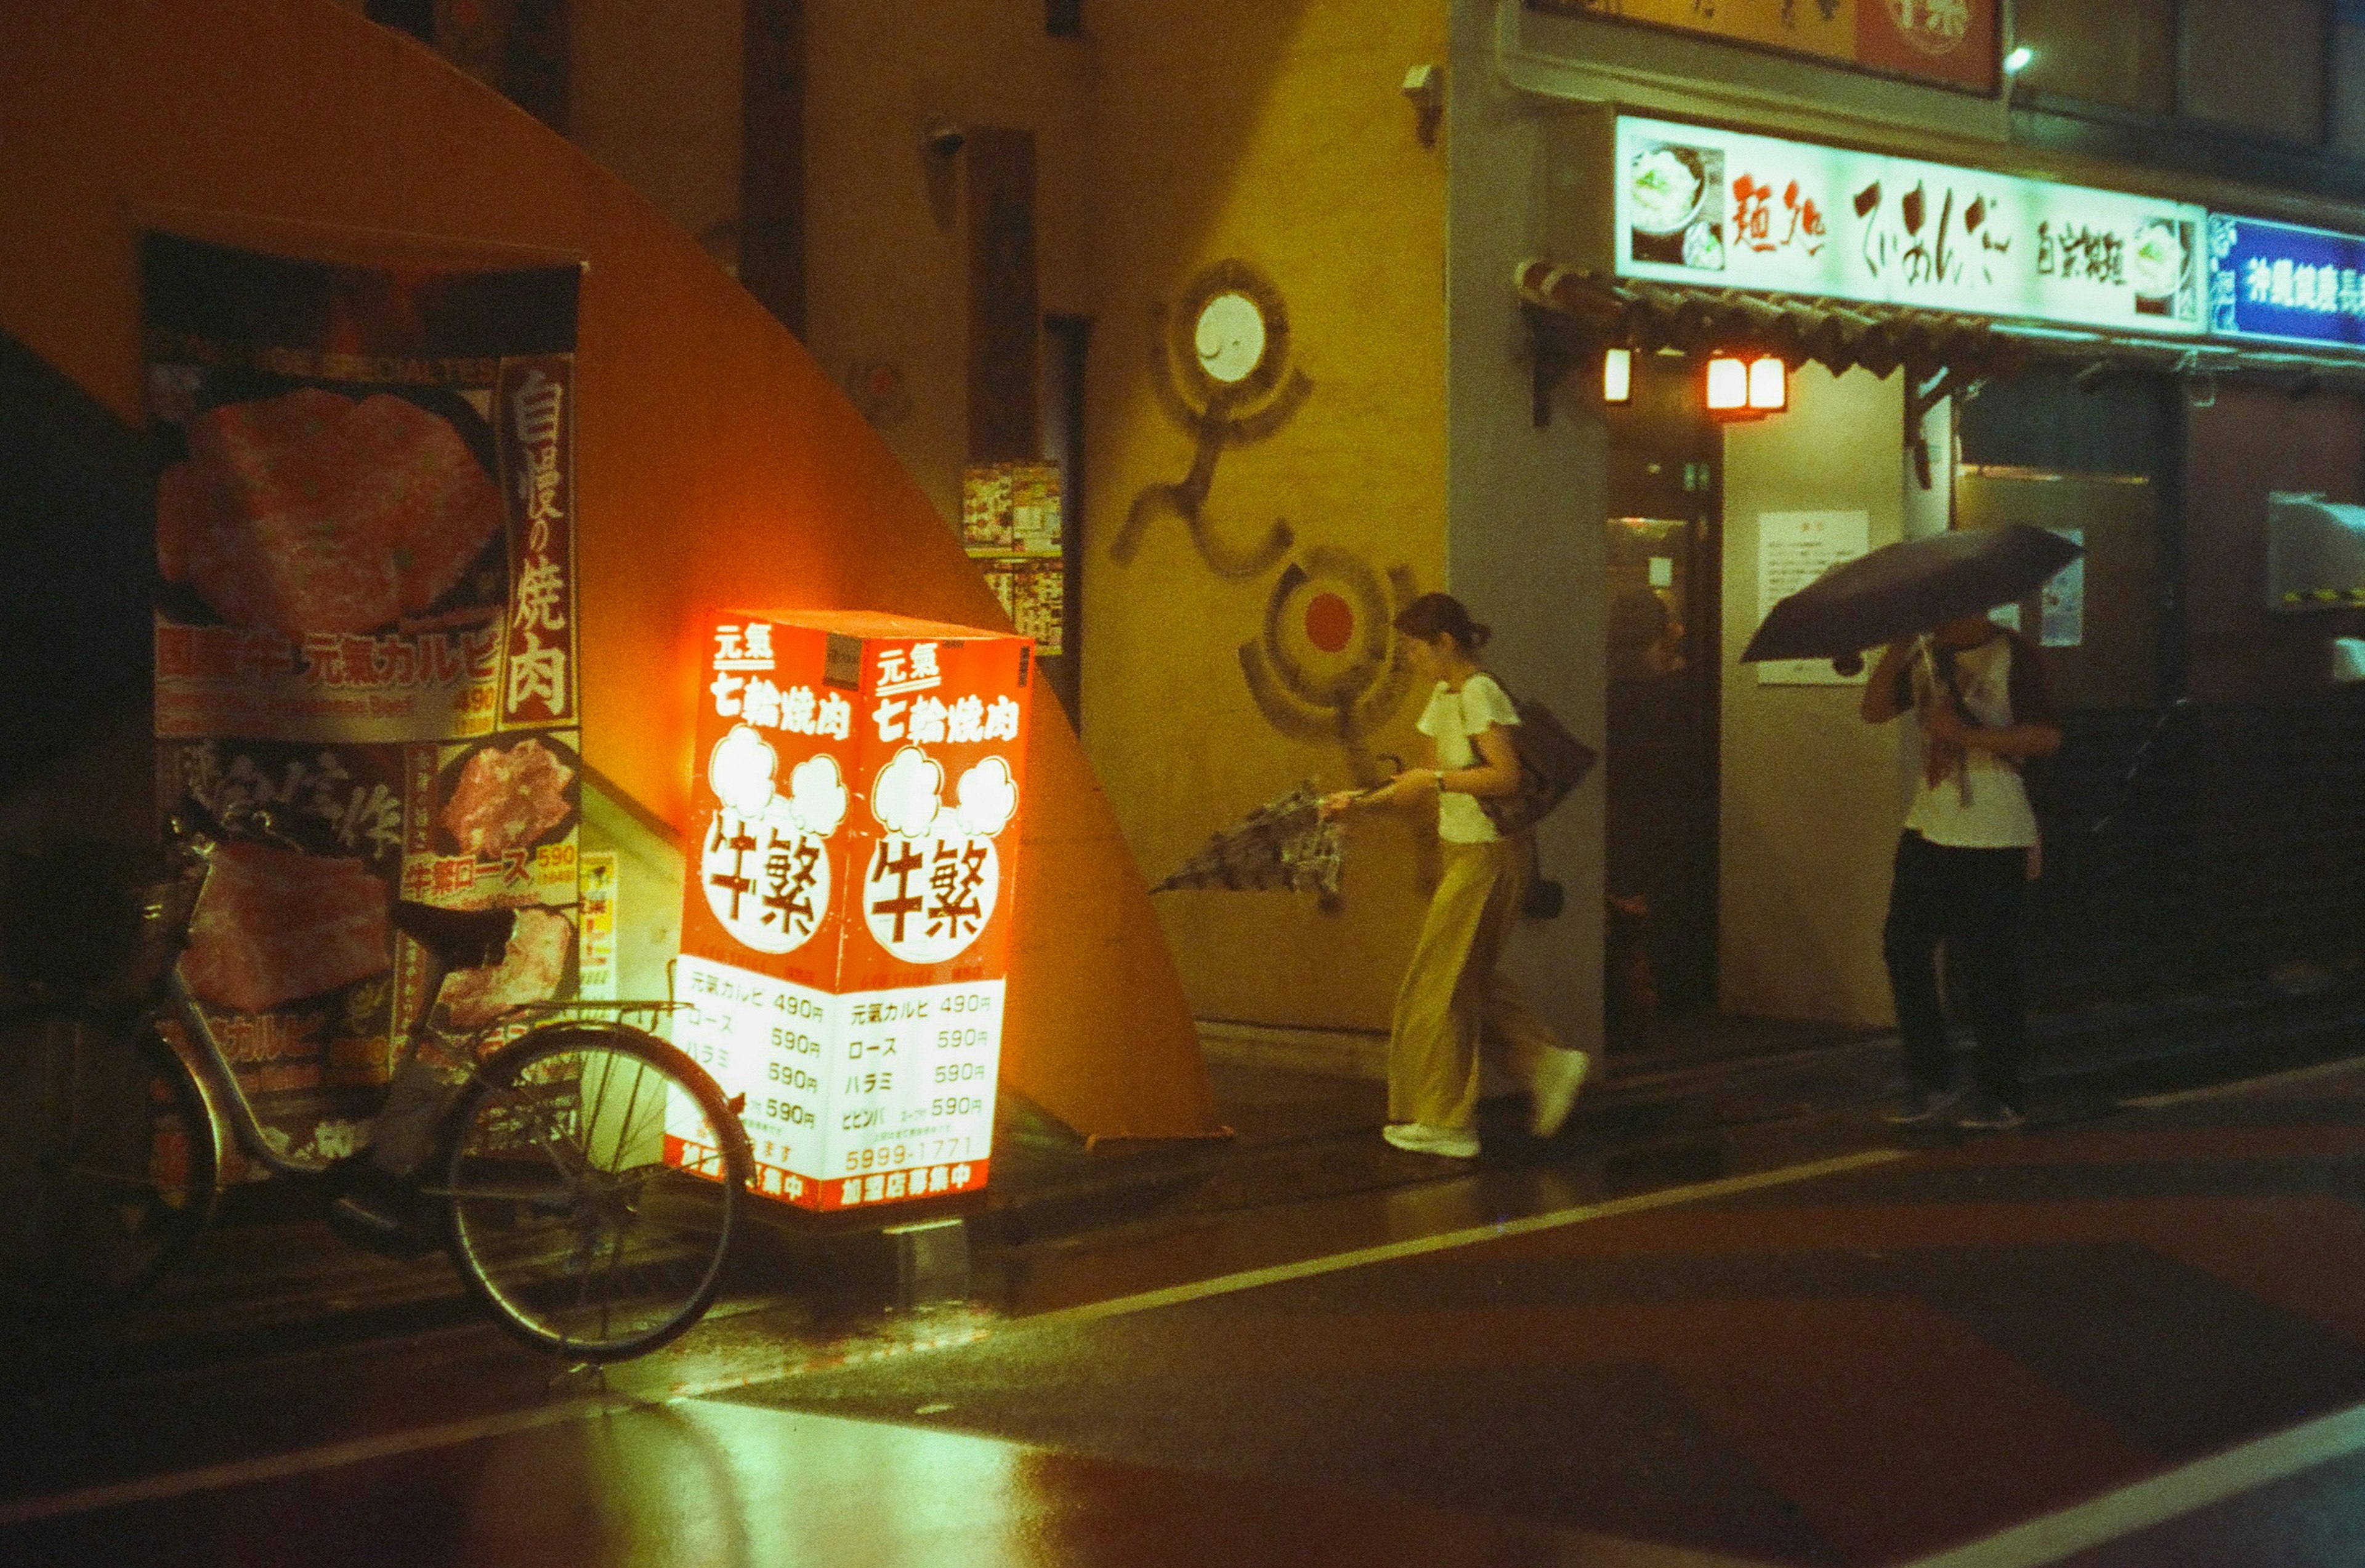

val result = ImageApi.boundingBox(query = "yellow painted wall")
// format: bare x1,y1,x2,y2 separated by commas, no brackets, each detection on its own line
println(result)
570,0,1452,1033
1719,365,1910,1026
572,0,745,270
1085,0,1452,1032
801,0,1097,525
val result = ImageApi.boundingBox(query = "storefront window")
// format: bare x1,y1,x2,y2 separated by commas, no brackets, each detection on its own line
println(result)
1956,367,2176,711
2012,0,2175,116
2181,0,2329,146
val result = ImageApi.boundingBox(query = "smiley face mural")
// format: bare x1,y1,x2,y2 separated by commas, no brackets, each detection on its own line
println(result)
1120,259,1425,810
1118,259,1314,581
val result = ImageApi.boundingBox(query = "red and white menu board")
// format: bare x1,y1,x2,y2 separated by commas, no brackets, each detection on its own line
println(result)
668,610,1034,1212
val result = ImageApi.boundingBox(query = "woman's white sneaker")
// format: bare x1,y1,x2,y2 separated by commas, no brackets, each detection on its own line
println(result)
1529,1049,1591,1138
1382,1121,1481,1158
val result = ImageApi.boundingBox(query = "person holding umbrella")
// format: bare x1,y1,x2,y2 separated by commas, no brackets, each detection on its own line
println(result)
1742,525,2079,1130
1861,612,2062,1130
1320,593,1591,1159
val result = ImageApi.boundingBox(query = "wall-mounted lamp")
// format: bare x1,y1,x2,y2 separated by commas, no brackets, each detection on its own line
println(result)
1401,63,1444,147
1705,354,1787,418
921,116,968,158
1603,346,1633,405
2003,45,2034,74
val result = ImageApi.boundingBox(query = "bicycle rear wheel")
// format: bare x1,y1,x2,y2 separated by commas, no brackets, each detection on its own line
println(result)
437,1023,750,1361
0,1013,219,1324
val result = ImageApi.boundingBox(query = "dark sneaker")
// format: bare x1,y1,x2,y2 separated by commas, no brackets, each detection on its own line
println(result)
1881,1089,1960,1126
1955,1099,2027,1131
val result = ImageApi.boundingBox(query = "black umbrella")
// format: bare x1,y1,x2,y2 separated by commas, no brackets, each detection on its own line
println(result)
1152,785,1346,895
1741,524,2083,666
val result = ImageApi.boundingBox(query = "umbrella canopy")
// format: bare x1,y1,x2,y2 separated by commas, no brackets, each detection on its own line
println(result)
1152,785,1345,895
1741,524,2084,665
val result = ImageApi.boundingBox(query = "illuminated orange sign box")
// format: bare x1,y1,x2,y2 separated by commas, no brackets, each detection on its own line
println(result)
668,610,1033,1212
1530,0,1999,94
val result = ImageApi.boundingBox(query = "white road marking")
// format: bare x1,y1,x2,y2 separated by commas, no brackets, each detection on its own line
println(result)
0,1396,629,1528
1901,1399,2365,1567
2121,1053,2365,1109
1013,1149,1908,1333
0,1147,1902,1527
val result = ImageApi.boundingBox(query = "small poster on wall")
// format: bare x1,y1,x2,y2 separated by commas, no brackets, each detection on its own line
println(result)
1757,510,1871,684
2040,530,2085,647
961,461,1064,656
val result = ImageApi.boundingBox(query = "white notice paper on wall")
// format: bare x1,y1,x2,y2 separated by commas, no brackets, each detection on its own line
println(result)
2040,530,2084,647
1757,511,1872,685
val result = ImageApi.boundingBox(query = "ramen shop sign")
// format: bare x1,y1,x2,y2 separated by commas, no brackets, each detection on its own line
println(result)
668,611,1033,1212
1615,115,2206,336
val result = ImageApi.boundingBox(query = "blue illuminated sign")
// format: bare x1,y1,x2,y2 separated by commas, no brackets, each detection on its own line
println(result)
2207,213,2365,347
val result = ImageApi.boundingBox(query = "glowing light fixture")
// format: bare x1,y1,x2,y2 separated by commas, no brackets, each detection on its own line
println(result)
2003,45,2034,73
1705,354,1788,418
1704,354,1748,413
1603,346,1633,405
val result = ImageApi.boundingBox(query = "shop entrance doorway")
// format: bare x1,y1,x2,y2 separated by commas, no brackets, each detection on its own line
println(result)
1604,354,1723,1023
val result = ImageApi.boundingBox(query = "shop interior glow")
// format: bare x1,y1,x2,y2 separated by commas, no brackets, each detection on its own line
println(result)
1603,346,1633,404
1748,355,1789,411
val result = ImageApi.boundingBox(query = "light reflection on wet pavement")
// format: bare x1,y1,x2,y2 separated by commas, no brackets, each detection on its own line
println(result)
5,1396,1747,1568
15,1063,2365,1564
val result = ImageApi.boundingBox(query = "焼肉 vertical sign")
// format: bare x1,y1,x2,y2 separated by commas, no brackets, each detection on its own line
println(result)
669,611,1033,1212
1615,116,2205,336
2206,214,2365,349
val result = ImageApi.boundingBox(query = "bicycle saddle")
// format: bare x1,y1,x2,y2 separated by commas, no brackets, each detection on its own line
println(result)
393,902,515,969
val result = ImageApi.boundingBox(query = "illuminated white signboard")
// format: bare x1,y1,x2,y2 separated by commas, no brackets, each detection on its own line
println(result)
1616,116,2205,336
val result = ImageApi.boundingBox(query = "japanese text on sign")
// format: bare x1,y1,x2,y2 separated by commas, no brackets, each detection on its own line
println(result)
1615,115,2204,334
2207,213,2365,349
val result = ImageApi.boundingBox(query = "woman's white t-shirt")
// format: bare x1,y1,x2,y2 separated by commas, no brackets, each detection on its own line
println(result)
1415,674,1521,844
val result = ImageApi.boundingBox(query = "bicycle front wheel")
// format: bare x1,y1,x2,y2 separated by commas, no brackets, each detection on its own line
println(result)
0,1013,219,1324
437,1023,749,1362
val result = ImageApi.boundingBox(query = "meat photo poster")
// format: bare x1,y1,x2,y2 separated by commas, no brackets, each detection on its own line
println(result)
144,232,584,1164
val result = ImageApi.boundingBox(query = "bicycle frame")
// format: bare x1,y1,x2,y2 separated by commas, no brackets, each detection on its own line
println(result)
159,960,323,1181
150,836,694,1187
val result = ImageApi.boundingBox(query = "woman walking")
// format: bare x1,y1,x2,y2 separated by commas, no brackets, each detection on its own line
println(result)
1322,593,1591,1158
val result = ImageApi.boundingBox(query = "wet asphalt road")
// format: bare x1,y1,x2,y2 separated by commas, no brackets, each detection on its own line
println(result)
12,1059,2365,1565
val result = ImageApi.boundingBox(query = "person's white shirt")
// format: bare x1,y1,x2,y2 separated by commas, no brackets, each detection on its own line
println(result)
1903,634,2040,849
1415,674,1519,844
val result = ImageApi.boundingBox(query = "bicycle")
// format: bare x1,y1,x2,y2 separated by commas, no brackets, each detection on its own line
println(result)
0,804,753,1362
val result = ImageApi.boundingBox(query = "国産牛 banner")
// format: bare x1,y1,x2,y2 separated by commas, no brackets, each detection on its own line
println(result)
1615,115,2206,337
1533,0,1999,95
143,231,584,1163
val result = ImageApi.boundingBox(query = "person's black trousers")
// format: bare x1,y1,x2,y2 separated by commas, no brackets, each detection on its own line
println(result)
1882,830,2031,1109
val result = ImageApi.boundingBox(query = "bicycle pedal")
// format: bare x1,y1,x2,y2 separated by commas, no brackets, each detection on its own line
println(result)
328,1194,439,1260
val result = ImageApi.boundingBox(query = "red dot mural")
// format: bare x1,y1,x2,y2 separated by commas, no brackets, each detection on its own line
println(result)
1304,591,1354,654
